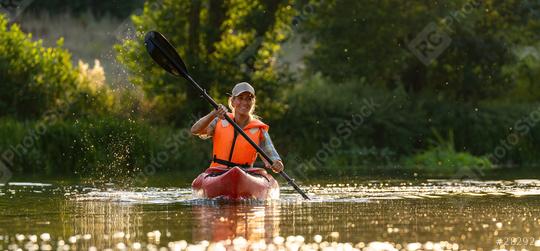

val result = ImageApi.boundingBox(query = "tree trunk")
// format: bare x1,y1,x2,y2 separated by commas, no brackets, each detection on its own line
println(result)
244,0,284,71
188,0,201,56
187,0,205,115
206,0,226,54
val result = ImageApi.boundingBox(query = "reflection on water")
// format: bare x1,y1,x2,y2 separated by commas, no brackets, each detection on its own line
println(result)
191,204,280,243
1,179,540,250
58,190,282,249
60,198,145,250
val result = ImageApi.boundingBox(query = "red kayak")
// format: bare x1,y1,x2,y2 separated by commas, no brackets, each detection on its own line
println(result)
192,166,280,200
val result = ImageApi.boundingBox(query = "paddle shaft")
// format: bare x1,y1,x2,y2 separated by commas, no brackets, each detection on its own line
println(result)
145,31,309,200
182,75,310,200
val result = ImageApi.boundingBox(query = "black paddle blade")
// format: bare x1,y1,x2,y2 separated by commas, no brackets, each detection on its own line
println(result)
144,31,188,77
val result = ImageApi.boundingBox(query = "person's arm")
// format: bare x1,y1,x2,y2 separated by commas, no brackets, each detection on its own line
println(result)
191,104,227,136
259,130,284,173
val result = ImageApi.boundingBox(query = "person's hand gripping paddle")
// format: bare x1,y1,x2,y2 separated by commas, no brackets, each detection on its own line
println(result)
144,31,310,200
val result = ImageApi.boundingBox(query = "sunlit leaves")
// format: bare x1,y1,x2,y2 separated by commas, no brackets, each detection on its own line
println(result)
116,0,295,124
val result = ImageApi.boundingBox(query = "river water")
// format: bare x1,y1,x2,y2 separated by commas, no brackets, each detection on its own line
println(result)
1,179,540,250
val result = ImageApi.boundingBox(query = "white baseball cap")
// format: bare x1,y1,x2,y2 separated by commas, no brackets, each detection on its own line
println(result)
231,82,255,97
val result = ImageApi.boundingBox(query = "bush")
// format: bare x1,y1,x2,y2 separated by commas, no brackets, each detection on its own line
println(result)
0,14,78,119
67,59,115,118
404,147,492,176
403,129,493,176
0,14,118,120
276,74,424,158
277,75,540,176
0,117,211,182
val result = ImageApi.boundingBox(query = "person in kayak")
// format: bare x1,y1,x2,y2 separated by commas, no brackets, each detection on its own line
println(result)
191,82,284,173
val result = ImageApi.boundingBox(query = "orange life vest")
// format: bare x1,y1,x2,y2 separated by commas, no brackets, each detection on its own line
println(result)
210,113,269,168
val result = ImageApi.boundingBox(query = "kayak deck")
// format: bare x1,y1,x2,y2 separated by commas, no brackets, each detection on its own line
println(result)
192,166,279,200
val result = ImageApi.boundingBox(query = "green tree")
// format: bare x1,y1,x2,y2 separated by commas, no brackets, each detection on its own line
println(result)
0,14,116,119
117,0,296,125
0,14,78,119
300,0,539,102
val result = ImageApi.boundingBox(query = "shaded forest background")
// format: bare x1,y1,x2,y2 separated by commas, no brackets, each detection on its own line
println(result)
1,0,540,182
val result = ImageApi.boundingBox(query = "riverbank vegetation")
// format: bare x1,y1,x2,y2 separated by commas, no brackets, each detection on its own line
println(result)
1,0,540,182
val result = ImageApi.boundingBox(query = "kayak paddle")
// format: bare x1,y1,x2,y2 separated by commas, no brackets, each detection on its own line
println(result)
144,31,310,200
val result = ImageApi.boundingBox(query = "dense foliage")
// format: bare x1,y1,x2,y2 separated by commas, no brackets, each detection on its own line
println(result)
1,0,540,180
300,0,540,102
117,0,296,125
277,75,540,175
0,15,78,119
0,116,209,182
